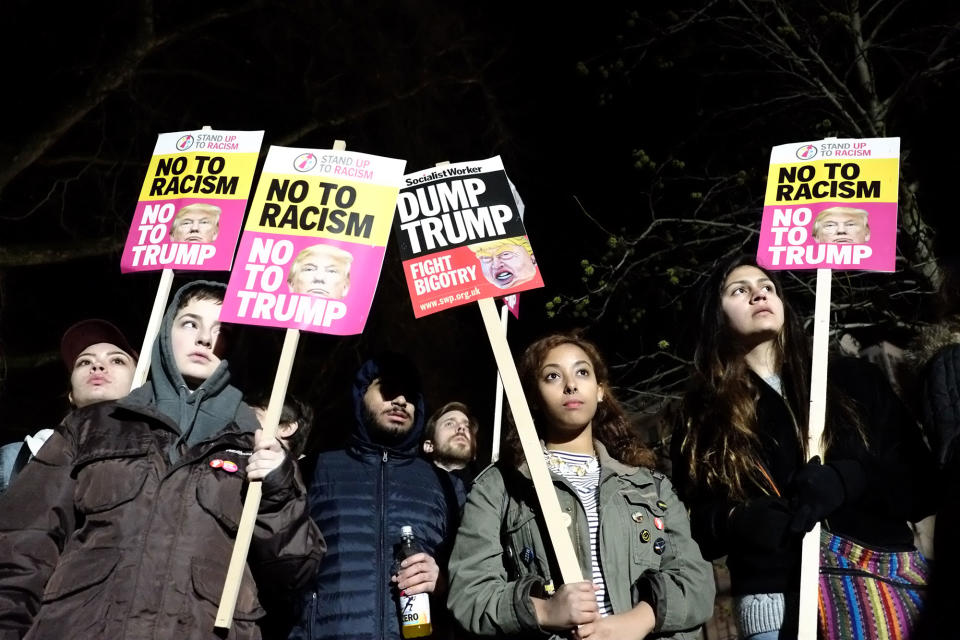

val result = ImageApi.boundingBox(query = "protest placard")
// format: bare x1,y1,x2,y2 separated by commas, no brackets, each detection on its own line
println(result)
395,156,543,317
396,158,579,585
757,137,899,271
121,129,263,272
220,146,405,334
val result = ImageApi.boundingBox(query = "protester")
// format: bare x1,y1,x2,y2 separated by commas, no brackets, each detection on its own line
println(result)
286,244,353,299
0,281,324,639
246,393,316,640
422,400,479,509
0,318,138,494
288,353,459,640
671,255,937,639
169,202,221,243
448,332,714,639
901,264,960,639
811,206,870,244
249,393,315,459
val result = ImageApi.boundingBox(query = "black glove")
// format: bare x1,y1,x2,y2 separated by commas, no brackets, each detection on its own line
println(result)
788,456,865,533
727,497,795,552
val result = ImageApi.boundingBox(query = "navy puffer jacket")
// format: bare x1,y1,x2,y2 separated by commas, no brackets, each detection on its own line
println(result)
288,359,458,640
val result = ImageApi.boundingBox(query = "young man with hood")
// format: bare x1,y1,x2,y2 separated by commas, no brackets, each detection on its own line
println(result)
0,281,324,639
288,353,459,640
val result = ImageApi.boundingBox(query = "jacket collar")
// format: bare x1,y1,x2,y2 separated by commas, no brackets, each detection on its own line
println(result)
517,439,640,481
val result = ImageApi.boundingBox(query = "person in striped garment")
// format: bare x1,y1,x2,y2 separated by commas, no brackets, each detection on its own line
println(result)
671,255,937,640
447,332,714,639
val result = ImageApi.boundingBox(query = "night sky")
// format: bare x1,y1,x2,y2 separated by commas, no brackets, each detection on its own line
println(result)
1,2,958,459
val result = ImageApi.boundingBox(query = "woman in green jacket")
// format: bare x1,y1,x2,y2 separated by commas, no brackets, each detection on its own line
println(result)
447,332,715,639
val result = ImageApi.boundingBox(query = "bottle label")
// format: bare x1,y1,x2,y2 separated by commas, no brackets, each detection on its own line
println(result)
400,592,431,627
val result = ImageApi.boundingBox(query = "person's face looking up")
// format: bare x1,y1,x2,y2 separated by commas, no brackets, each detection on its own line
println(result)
171,297,227,387
720,265,785,347
429,409,476,464
69,342,136,407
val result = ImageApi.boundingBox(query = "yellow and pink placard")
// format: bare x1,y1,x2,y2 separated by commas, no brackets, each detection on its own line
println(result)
394,156,543,317
122,129,264,272
757,137,900,272
220,146,405,335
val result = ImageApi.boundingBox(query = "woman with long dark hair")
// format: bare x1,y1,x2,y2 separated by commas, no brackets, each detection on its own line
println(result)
448,332,714,639
671,255,937,639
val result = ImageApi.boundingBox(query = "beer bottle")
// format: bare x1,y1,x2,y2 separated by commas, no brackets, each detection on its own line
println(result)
396,525,432,638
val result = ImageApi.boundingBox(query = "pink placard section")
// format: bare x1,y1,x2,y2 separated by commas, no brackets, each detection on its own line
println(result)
757,201,897,272
220,232,386,335
121,198,247,272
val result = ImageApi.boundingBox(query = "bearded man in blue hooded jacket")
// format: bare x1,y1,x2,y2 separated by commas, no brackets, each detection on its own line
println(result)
288,353,459,640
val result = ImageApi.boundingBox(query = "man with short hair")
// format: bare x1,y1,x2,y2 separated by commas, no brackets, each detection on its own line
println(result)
289,353,458,640
169,202,221,243
422,401,478,472
0,281,324,639
0,319,138,494
422,401,480,510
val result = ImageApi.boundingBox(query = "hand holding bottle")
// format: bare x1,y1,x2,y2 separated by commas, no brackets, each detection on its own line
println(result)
392,552,440,595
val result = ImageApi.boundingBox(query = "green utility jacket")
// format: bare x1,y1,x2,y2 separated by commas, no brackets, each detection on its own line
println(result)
447,442,715,639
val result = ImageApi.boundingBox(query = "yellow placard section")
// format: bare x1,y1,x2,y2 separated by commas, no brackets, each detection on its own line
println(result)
138,152,260,201
764,157,899,205
243,172,398,246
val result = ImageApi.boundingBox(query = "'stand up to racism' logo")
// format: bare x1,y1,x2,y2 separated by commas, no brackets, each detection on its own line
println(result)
176,134,195,151
294,153,318,172
796,144,818,160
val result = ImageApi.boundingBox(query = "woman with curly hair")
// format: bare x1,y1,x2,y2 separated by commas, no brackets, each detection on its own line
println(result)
671,254,937,639
448,332,715,639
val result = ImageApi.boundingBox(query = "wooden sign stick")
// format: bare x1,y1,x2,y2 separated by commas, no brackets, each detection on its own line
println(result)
490,301,509,463
430,154,581,583
214,138,346,629
130,268,174,389
797,267,831,640
477,297,583,583
215,327,300,628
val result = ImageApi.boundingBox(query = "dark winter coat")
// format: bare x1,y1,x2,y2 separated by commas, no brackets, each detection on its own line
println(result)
288,359,459,640
672,357,937,598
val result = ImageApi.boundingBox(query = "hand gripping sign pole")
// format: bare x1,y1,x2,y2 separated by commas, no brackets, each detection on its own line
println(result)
213,138,348,629
797,268,831,640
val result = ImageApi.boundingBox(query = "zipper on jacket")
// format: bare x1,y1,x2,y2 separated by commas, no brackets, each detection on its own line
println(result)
309,591,317,637
379,450,387,639
819,566,928,590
